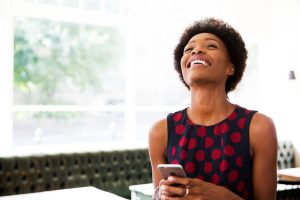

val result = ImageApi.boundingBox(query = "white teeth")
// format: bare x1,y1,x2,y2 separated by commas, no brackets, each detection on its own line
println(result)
191,59,209,66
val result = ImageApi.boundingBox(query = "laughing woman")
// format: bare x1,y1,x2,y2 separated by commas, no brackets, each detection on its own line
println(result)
148,18,277,200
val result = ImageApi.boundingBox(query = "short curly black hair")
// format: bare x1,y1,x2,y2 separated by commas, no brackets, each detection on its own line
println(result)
174,18,248,94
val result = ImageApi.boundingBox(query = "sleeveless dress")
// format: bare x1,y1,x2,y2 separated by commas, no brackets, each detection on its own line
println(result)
166,105,256,200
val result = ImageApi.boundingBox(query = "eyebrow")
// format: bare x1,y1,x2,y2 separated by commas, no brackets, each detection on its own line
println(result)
188,37,222,46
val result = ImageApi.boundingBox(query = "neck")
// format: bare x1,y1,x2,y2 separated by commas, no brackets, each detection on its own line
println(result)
188,87,234,126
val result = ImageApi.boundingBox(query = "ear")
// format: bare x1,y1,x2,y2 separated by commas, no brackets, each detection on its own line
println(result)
227,63,235,76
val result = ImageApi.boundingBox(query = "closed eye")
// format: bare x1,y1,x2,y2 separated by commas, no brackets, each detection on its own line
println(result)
207,44,218,49
184,47,193,53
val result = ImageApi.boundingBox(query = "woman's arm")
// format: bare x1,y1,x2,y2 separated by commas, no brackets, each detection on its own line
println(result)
148,119,168,188
250,113,278,200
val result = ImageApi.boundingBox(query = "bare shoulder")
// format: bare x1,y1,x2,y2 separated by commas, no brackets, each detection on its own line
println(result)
251,112,276,136
250,112,278,152
148,118,168,142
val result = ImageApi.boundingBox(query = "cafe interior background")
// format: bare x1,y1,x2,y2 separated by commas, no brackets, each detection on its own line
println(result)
1,0,300,158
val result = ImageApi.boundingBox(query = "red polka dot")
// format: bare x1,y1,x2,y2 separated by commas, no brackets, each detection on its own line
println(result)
187,119,193,125
195,150,205,162
228,112,237,120
224,145,235,156
211,149,222,160
242,191,249,199
205,137,213,148
219,160,229,172
180,150,187,160
171,160,179,164
173,112,182,121
179,136,187,147
175,124,186,134
220,122,229,134
171,147,176,156
196,175,204,180
211,173,220,184
185,162,196,173
204,162,213,173
245,109,250,115
235,156,243,167
236,181,245,192
213,126,221,136
188,138,197,149
231,132,241,143
197,127,206,137
238,118,246,129
228,170,239,182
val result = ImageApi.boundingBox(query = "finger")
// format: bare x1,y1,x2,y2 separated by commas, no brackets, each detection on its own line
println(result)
161,184,187,197
167,176,190,186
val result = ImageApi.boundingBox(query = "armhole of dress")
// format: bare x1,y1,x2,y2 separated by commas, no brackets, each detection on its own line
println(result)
246,111,257,171
165,113,173,161
246,111,258,160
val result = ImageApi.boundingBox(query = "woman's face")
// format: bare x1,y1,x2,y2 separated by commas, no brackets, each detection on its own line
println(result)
180,33,234,89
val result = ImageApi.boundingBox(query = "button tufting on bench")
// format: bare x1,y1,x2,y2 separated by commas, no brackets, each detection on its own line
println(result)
277,140,295,169
0,149,152,199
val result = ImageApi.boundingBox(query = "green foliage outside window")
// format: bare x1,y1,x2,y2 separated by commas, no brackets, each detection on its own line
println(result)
14,18,125,105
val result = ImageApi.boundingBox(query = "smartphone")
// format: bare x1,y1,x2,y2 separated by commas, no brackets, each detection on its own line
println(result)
157,164,187,179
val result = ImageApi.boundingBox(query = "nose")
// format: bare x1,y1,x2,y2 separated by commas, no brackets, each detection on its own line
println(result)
192,46,205,54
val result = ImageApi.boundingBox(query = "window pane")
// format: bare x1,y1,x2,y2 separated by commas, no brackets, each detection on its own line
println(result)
13,17,125,105
136,111,170,140
104,0,121,13
84,0,100,11
37,0,58,5
62,0,79,8
13,111,125,146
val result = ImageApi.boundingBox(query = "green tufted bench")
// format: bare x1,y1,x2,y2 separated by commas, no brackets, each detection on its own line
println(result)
0,148,152,199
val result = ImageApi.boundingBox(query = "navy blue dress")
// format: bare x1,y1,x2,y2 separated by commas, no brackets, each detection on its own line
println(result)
166,105,256,200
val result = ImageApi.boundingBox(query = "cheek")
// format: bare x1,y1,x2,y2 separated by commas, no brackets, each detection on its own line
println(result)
180,55,188,70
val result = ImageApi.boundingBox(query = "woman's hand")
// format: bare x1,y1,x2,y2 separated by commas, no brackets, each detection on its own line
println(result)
158,176,243,200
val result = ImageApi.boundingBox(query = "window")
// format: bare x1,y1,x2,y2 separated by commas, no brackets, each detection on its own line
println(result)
2,0,189,152
2,0,300,154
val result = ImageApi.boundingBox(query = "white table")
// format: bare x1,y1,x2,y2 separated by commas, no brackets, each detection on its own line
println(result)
129,183,153,200
278,167,300,181
0,186,127,200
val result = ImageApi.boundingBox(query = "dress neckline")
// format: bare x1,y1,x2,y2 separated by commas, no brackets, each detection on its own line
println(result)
183,104,238,127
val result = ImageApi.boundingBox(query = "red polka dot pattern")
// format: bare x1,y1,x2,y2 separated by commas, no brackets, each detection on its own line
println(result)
211,173,220,184
179,136,187,147
211,149,222,160
237,118,246,129
224,145,235,156
197,127,206,137
180,150,187,160
205,137,213,148
236,181,245,192
219,160,229,172
173,112,182,121
166,105,256,199
175,124,186,134
231,132,241,143
171,147,176,156
204,162,213,173
195,150,205,162
188,138,197,149
228,170,239,182
236,156,243,167
185,162,196,173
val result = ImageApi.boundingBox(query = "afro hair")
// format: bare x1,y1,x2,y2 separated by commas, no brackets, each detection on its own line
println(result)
174,18,248,94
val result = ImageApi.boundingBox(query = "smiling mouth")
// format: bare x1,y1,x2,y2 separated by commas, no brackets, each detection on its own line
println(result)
188,59,210,68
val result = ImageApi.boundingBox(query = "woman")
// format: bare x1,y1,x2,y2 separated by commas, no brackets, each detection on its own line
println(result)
148,18,277,200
